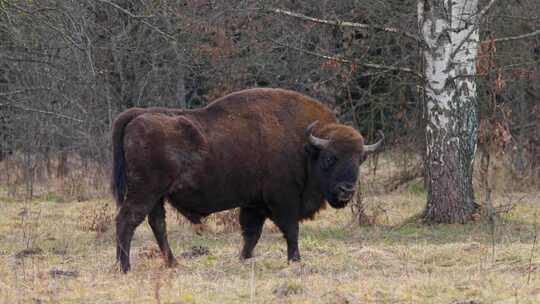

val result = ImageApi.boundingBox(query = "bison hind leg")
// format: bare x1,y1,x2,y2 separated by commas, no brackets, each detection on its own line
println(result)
148,198,178,267
240,207,266,259
116,198,154,273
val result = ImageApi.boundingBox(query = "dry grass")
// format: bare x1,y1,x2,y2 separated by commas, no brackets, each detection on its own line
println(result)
0,152,539,303
0,186,539,303
0,155,110,202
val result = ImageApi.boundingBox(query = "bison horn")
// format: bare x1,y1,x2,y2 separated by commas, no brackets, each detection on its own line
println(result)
364,130,384,153
306,121,330,148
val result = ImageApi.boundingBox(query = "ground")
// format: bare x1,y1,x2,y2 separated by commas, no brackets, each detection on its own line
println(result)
0,185,539,303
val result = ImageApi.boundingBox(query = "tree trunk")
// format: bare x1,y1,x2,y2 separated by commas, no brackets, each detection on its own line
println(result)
419,0,480,223
174,43,186,108
57,149,69,178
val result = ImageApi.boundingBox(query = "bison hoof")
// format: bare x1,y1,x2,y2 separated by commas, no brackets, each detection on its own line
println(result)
165,258,179,268
240,253,254,261
109,262,125,274
117,263,130,273
288,256,301,263
163,259,187,271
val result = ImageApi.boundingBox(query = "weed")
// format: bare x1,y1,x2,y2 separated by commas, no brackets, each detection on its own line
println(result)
181,246,210,259
0,153,539,303
78,201,113,235
273,280,304,297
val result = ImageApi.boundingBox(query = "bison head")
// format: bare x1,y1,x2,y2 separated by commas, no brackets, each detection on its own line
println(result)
305,121,383,209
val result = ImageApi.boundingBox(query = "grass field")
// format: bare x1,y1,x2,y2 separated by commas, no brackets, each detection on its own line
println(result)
0,183,539,303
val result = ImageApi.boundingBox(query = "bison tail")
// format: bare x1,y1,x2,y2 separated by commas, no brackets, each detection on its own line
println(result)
111,108,144,207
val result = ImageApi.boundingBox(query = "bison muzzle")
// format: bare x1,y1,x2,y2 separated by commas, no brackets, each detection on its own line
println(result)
111,88,383,272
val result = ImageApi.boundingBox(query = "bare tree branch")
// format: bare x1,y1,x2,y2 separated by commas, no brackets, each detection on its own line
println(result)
0,87,51,97
270,39,422,78
268,8,420,42
493,29,540,43
95,0,176,41
476,0,502,23
451,0,499,59
7,3,85,50
0,103,83,123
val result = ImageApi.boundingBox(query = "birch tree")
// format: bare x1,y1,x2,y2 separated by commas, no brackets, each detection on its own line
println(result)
418,0,497,223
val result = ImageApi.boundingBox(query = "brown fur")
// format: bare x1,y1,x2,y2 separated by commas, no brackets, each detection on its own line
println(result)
111,88,369,272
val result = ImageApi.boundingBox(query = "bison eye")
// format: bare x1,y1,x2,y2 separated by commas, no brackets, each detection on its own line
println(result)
322,155,337,170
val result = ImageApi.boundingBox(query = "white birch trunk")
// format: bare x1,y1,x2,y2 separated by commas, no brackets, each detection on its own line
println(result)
419,0,480,223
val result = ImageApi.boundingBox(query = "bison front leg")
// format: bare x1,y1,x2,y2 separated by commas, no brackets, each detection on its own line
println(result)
239,207,266,259
148,199,177,267
275,219,300,262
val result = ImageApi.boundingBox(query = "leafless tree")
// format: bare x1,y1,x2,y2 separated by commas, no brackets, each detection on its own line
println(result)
0,0,538,210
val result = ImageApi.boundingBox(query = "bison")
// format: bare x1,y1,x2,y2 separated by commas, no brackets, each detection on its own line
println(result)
111,88,383,272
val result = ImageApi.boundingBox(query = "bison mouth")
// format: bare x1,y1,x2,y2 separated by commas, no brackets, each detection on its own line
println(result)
327,188,355,209
328,199,348,209
337,190,354,202
328,193,353,209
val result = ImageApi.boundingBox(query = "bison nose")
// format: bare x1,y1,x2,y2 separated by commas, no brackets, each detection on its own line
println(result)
338,182,356,193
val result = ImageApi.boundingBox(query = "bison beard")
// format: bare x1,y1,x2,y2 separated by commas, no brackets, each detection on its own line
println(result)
111,88,383,272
